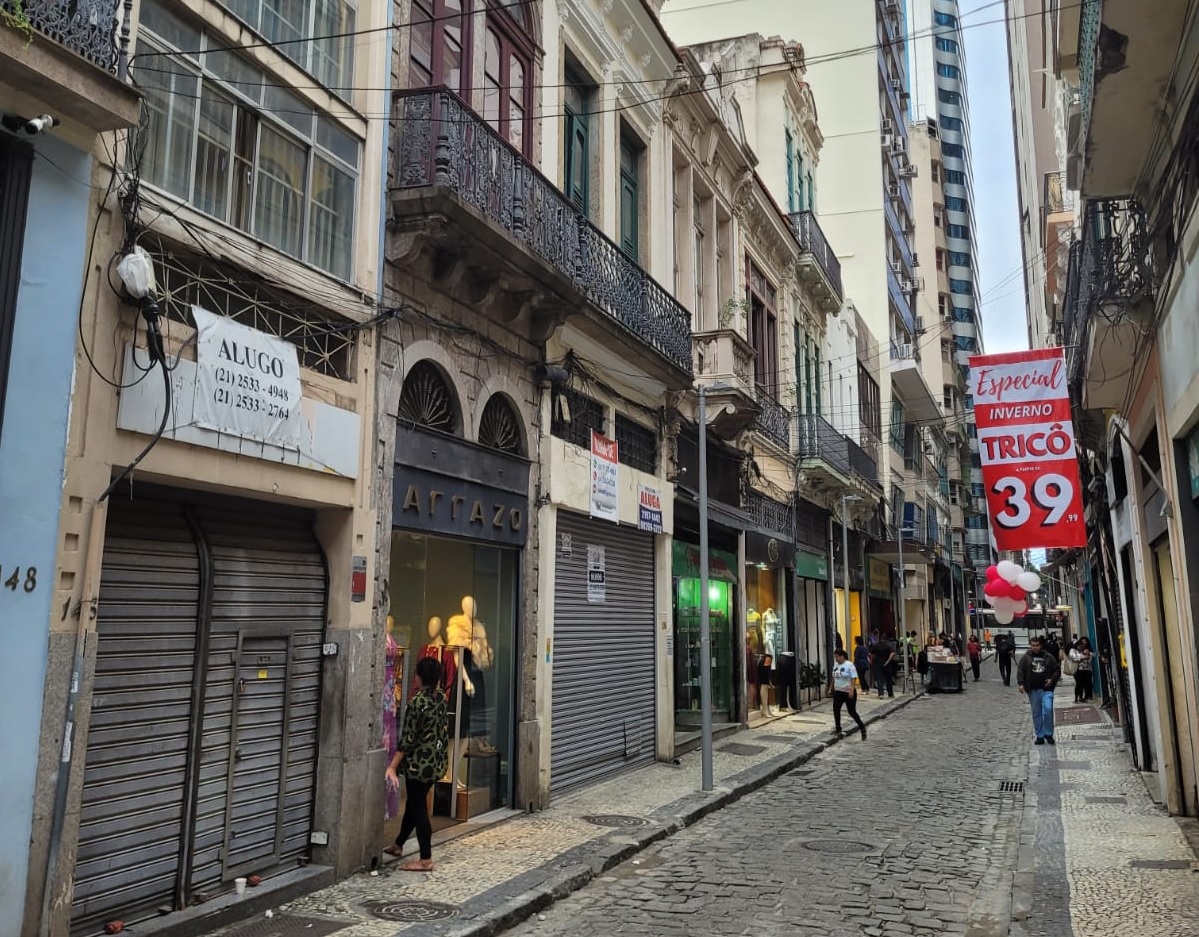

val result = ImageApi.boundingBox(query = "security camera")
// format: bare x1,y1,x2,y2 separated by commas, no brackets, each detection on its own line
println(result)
24,114,57,135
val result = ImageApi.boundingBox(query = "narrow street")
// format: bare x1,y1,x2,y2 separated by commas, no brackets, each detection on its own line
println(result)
504,670,1199,937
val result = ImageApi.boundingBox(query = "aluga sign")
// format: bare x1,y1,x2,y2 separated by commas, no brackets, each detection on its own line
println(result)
968,347,1087,551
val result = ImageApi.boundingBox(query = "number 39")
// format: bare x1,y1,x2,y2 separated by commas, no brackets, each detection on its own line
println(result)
991,475,1074,528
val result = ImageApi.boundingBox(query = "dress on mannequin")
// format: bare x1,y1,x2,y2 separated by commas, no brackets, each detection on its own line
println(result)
446,597,484,788
412,616,456,699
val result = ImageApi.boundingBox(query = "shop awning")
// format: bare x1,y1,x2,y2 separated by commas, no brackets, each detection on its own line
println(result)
675,484,755,531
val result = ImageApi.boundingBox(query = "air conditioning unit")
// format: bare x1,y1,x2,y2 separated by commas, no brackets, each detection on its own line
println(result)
881,133,894,149
890,260,904,276
891,78,904,93
898,164,919,178
881,118,894,135
891,136,907,154
913,276,926,292
912,252,920,267
914,316,925,333
901,277,914,293
888,182,901,199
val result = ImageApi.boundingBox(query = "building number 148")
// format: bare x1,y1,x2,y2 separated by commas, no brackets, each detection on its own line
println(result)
991,474,1075,527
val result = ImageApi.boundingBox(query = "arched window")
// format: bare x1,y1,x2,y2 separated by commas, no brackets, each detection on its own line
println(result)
409,0,471,96
478,394,523,454
399,360,459,433
483,0,536,156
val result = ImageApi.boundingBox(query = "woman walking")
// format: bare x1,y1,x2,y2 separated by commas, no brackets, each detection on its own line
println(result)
853,635,871,693
827,648,867,740
967,634,983,682
1074,638,1095,702
384,655,449,871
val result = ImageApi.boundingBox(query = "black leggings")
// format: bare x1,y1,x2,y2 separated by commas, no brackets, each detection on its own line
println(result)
833,691,866,734
395,777,434,860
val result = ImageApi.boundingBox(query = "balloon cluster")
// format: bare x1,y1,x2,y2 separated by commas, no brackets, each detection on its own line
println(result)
983,560,1042,625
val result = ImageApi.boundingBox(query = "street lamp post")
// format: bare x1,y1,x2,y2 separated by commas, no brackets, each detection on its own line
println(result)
839,493,861,661
896,525,915,692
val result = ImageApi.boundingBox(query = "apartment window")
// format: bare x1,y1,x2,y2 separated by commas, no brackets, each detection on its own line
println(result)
889,400,905,452
949,278,972,295
941,339,952,362
943,385,954,411
563,64,593,211
945,169,966,185
224,0,354,90
947,223,970,240
551,386,605,447
934,11,957,26
945,196,968,213
965,393,974,409
930,161,940,182
935,248,945,271
948,250,971,267
858,367,881,438
936,64,961,81
937,89,962,106
747,260,779,398
694,193,707,319
935,36,959,53
933,206,944,228
136,3,359,279
953,306,975,324
955,335,978,353
938,293,950,318
971,482,985,498
786,129,798,212
619,128,642,258
615,413,657,473
942,143,965,160
483,4,535,156
409,0,466,94
940,116,964,133
806,170,816,212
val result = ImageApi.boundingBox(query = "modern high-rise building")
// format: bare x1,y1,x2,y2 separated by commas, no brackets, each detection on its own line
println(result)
907,0,992,576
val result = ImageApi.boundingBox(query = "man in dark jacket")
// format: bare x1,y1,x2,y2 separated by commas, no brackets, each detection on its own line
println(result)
1017,636,1061,744
996,631,1016,687
871,637,896,698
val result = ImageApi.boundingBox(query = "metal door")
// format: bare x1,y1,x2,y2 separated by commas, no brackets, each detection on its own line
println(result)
72,501,201,933
551,512,655,793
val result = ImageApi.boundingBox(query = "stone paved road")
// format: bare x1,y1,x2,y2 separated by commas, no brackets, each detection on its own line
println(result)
511,675,1031,937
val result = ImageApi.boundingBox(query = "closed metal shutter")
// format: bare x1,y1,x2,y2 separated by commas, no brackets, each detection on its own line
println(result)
72,501,201,933
73,496,326,934
551,512,655,793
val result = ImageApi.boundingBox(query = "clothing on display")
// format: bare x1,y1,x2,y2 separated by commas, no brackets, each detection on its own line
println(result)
383,616,404,820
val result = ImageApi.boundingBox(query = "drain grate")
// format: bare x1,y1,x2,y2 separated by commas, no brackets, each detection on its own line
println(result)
1130,859,1192,870
364,900,458,922
582,814,649,828
217,916,351,937
999,781,1025,793
719,742,767,756
801,839,874,854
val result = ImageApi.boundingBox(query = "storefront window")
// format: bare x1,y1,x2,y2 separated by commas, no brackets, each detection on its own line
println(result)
671,542,737,724
388,532,517,820
746,565,787,715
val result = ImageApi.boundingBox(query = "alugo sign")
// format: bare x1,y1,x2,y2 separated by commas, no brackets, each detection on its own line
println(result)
968,347,1087,551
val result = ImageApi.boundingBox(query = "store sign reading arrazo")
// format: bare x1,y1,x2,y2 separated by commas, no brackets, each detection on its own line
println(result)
637,483,663,533
192,305,302,448
590,430,619,522
968,347,1086,550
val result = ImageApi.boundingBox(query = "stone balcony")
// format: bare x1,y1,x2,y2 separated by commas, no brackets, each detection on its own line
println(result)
692,328,758,439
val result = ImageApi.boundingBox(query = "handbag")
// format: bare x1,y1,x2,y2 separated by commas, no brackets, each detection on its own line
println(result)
1062,653,1079,676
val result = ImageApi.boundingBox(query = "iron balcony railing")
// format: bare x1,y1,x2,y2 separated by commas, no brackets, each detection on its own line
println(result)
391,88,692,373
754,391,791,450
2,0,128,73
795,413,851,477
790,211,844,302
847,437,880,488
747,490,794,539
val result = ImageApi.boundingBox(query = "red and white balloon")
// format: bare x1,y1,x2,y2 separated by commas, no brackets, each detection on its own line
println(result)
983,561,1041,625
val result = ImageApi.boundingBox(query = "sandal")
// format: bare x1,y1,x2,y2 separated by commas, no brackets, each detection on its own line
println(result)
400,859,435,872
383,845,403,858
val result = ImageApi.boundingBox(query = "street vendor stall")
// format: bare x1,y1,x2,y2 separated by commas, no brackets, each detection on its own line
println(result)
923,646,964,693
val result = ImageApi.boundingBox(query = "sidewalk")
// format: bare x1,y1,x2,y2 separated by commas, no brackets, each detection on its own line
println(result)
199,687,924,937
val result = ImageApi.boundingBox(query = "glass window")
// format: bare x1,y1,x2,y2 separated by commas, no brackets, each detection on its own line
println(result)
942,143,965,159
947,223,970,240
949,278,972,295
934,10,957,26
948,250,971,267
563,64,592,212
936,36,959,53
946,196,968,212
940,115,964,133
483,8,534,156
389,533,517,816
619,130,641,258
945,169,967,185
746,567,787,712
938,89,962,106
747,260,778,398
953,306,975,323
937,63,961,80
134,27,361,279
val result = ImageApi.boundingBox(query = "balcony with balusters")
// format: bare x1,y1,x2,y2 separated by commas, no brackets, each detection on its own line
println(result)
390,88,694,388
0,0,140,133
692,328,759,439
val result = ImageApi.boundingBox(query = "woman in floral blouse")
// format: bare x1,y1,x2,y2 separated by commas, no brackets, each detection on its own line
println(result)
384,655,449,871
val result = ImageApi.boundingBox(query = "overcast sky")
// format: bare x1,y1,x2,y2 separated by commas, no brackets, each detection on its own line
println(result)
961,0,1030,355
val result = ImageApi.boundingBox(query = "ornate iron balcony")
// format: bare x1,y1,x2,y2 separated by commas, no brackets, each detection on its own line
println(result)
795,413,850,477
747,490,794,538
790,210,843,306
754,391,791,450
847,437,880,488
391,88,693,374
2,0,127,73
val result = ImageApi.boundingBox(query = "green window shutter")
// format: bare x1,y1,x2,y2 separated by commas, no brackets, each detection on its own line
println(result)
814,345,822,415
619,137,639,258
565,108,589,211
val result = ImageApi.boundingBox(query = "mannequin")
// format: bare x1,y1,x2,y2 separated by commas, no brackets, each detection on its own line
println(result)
757,653,775,717
412,616,456,699
445,597,483,787
762,608,779,657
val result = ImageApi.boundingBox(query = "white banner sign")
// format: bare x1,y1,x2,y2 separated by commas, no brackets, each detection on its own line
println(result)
587,545,606,603
191,305,302,448
589,430,619,522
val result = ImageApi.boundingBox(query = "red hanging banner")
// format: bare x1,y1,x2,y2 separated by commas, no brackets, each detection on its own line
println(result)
967,347,1087,551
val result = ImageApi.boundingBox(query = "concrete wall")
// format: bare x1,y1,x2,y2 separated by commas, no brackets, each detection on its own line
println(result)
0,132,92,937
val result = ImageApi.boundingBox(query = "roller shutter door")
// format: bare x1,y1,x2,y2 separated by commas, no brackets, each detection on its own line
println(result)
72,501,201,933
551,512,655,793
72,495,327,935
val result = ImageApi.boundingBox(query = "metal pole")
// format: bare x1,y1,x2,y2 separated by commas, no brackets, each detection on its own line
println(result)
898,526,907,691
698,388,714,792
841,494,851,660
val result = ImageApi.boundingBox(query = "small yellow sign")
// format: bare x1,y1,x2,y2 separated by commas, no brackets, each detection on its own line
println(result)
258,669,268,679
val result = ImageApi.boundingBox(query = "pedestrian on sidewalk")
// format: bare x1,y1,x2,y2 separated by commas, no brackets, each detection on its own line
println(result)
1017,636,1061,745
854,635,871,692
1075,637,1095,702
966,634,983,682
384,655,450,871
871,636,896,698
827,648,867,740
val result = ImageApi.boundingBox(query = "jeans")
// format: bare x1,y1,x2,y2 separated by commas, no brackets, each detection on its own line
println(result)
1028,688,1055,739
395,777,435,859
998,655,1012,685
873,665,894,697
970,656,981,681
833,690,866,734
